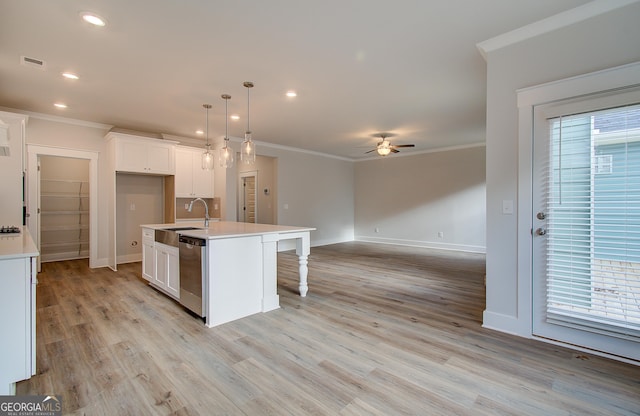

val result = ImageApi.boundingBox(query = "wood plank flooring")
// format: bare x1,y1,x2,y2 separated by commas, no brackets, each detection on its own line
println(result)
17,242,640,415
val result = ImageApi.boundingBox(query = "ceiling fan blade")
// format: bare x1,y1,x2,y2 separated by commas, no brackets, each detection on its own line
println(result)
365,149,377,154
391,144,415,148
391,148,400,153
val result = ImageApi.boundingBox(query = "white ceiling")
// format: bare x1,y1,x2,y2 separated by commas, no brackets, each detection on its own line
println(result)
0,0,592,159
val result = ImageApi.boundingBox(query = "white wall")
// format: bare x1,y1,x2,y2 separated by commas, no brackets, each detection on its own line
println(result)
253,146,355,248
355,145,486,252
482,2,640,335
116,174,165,263
23,116,112,266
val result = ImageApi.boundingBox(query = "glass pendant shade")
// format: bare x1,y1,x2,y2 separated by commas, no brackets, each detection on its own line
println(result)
202,146,215,170
219,144,234,168
240,81,256,164
220,94,234,169
201,103,214,170
240,131,256,164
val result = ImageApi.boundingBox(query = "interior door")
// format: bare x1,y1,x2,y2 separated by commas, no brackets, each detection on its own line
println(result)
532,91,640,361
239,173,257,223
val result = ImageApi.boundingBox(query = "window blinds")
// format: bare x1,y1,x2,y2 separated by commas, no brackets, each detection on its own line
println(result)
545,104,640,341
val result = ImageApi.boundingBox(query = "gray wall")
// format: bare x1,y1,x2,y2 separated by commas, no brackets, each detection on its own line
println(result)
483,2,640,335
355,145,486,252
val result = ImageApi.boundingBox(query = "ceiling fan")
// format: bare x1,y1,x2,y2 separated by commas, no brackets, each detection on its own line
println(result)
365,134,415,156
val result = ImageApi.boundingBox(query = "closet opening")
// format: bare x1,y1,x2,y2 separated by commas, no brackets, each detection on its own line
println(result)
39,156,90,263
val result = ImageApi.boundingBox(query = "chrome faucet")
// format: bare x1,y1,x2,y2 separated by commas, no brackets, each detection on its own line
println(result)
188,198,210,227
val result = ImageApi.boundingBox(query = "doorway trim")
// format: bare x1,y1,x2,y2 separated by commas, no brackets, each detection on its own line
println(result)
26,145,99,268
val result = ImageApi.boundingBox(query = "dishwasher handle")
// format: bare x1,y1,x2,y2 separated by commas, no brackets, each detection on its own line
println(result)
179,236,207,246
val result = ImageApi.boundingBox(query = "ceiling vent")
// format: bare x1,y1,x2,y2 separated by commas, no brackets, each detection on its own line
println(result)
20,55,46,70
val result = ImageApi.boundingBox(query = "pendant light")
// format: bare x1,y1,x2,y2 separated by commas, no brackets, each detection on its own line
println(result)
240,81,256,164
201,104,214,170
219,94,234,169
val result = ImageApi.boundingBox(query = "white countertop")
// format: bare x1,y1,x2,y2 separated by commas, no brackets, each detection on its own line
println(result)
141,221,315,240
0,227,39,260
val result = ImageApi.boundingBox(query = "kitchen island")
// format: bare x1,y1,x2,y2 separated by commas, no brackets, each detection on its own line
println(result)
141,221,315,327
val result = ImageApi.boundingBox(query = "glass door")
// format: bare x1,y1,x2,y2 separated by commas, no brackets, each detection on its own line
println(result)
532,94,640,361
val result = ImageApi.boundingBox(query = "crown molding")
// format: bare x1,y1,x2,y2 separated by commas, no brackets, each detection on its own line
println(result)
477,0,640,60
0,106,113,130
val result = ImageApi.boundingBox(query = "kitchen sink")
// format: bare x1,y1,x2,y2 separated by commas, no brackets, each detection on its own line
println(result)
165,226,200,231
155,227,201,247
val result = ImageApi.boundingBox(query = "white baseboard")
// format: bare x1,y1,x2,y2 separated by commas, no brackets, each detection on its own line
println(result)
355,236,486,254
41,251,89,263
482,310,529,337
117,253,142,264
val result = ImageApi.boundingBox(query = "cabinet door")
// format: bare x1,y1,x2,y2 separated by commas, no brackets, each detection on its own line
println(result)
155,245,168,288
116,140,148,173
0,258,30,386
147,143,174,175
165,246,180,299
142,242,155,281
175,148,194,197
192,159,214,198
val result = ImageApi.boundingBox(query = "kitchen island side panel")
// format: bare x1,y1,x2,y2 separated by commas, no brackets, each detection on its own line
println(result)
206,235,263,327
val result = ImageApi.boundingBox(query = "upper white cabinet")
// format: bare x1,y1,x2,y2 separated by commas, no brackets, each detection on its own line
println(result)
175,146,214,198
107,132,177,175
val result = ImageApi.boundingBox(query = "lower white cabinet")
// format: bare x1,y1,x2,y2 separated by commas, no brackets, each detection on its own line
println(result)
0,256,36,395
153,242,180,299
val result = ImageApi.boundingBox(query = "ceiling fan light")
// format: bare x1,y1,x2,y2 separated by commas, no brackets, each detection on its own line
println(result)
377,146,391,156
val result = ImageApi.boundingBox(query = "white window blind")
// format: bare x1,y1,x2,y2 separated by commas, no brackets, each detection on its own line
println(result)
545,103,640,341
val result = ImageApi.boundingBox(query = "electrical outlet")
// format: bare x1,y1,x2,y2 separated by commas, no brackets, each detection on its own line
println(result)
185,203,189,210
438,231,444,238
374,227,379,233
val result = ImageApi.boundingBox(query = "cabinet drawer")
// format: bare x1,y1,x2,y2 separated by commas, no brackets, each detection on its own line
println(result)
142,228,154,242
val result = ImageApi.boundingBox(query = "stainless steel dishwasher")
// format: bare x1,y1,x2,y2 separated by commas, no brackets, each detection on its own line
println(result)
178,235,207,317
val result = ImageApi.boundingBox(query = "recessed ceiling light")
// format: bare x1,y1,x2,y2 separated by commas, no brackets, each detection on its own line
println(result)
195,130,204,135
286,91,297,97
81,12,107,27
62,72,79,80
54,103,68,109
230,114,240,121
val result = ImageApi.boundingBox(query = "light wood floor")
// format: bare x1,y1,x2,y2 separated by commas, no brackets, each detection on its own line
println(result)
18,242,640,415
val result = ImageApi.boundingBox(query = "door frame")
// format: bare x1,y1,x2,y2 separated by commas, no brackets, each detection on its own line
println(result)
26,145,99,269
516,61,640,361
238,171,258,223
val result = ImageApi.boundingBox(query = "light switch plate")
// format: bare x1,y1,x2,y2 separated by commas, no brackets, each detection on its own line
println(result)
502,200,514,215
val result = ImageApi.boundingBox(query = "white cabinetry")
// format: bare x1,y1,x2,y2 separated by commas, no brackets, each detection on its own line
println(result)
175,146,214,198
141,227,180,299
142,228,155,281
108,133,177,175
0,229,37,395
154,242,180,299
